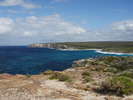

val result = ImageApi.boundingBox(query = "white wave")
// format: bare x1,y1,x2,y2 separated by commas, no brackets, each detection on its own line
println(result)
95,50,133,55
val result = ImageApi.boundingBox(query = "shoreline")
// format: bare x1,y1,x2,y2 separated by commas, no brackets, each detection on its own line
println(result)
58,48,102,51
95,50,133,55
58,48,133,55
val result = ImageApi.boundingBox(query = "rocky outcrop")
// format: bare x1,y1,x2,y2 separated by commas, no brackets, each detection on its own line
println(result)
0,69,129,100
29,43,69,49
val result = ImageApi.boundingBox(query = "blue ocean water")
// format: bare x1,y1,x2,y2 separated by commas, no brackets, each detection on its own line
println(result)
0,46,132,75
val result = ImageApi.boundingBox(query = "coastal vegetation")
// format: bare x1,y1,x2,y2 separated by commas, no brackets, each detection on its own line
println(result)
73,56,133,96
41,56,133,96
30,41,133,53
82,71,92,82
59,42,133,53
43,70,54,75
49,72,72,82
99,76,133,96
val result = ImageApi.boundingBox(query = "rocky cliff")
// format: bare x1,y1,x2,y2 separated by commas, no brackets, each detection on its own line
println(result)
29,43,70,49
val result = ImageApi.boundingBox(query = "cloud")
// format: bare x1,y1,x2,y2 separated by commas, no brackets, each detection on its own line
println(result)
0,0,41,9
0,14,133,45
0,14,87,45
112,20,133,31
0,18,14,34
98,20,133,41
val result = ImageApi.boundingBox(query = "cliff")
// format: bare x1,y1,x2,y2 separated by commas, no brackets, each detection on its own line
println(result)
29,43,71,49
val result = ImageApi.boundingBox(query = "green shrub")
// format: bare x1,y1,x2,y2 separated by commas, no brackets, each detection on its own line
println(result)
43,70,54,75
99,76,133,96
82,71,90,76
26,74,31,78
90,66,105,72
89,60,99,65
102,57,133,71
118,71,133,79
82,71,91,82
109,63,133,72
49,72,72,82
104,67,118,73
99,56,120,64
83,76,91,82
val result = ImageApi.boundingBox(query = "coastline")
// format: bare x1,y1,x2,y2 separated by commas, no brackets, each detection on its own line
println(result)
95,50,133,55
58,48,133,55
58,48,102,51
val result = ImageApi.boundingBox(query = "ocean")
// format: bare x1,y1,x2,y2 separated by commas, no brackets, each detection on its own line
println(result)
0,46,132,75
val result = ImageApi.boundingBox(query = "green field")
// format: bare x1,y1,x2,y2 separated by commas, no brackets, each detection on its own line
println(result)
56,41,133,53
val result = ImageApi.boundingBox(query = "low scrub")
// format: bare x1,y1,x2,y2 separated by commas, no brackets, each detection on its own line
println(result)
43,70,54,75
101,57,133,71
26,74,32,78
82,71,90,76
98,76,133,96
82,71,92,82
118,71,133,79
49,72,72,82
104,67,118,73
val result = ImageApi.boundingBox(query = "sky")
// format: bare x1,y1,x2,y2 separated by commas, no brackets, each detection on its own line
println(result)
0,0,133,45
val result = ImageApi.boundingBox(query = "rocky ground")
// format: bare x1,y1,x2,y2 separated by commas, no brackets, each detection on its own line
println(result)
0,57,133,100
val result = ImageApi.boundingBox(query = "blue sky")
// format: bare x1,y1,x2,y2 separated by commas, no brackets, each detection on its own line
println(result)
0,0,133,45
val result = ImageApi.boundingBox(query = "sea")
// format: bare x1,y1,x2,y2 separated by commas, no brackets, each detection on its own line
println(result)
0,46,133,75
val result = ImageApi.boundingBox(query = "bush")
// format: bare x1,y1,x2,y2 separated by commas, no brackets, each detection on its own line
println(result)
82,71,90,76
90,65,106,72
82,71,91,82
83,77,91,82
99,76,133,96
104,67,118,73
96,57,133,72
89,60,99,65
49,72,72,82
110,63,127,71
99,56,120,65
26,74,31,78
118,71,133,79
43,70,54,75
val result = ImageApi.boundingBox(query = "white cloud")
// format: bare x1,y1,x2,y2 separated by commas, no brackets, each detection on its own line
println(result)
0,18,14,34
112,20,133,31
98,20,133,41
0,14,133,45
0,14,87,44
0,0,41,9
13,14,86,36
23,31,31,36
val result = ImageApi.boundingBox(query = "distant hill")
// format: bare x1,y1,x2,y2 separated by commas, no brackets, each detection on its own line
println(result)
29,41,133,53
